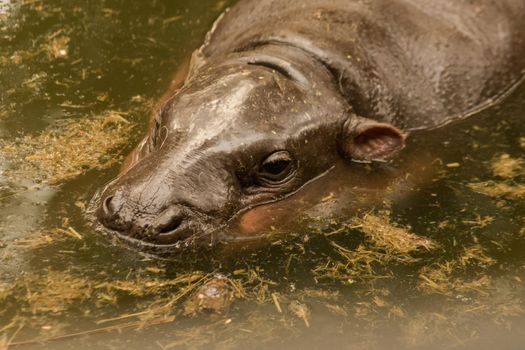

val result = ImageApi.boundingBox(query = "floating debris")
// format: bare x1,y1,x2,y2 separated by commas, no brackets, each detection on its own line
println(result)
490,154,524,179
21,72,48,93
15,227,84,248
95,272,205,298
90,273,210,331
313,212,438,285
467,181,525,199
2,111,135,184
418,245,495,296
0,269,211,343
22,271,93,315
43,35,69,59
461,214,495,229
183,274,234,316
351,212,437,254
288,300,311,328
446,162,461,168
271,292,283,313
162,15,183,25
467,151,525,199
458,246,495,267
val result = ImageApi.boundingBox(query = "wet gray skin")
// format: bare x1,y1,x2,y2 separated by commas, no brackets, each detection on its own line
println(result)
95,0,525,247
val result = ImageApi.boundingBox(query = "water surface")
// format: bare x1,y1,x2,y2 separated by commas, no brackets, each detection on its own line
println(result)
1,1,524,349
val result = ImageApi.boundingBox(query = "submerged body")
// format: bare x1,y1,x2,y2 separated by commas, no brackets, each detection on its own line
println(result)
95,0,525,247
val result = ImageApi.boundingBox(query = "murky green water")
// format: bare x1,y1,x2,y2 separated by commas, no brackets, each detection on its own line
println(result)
1,1,524,349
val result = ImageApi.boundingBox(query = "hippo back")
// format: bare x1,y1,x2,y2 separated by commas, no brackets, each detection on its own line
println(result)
200,0,525,130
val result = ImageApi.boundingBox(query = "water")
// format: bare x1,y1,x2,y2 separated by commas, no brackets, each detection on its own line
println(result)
1,1,524,349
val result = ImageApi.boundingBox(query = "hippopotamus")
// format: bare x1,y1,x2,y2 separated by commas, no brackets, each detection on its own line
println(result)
94,0,525,247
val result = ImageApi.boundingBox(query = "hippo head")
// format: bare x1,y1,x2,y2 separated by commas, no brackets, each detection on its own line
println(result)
95,45,405,247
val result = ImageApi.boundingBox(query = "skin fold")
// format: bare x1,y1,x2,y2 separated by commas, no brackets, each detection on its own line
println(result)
94,0,525,248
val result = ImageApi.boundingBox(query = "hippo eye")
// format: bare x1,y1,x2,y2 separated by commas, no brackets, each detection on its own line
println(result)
257,151,294,184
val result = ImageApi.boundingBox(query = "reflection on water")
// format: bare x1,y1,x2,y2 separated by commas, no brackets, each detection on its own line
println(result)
0,1,524,349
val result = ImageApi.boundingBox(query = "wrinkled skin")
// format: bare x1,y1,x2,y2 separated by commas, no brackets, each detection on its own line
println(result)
95,0,525,247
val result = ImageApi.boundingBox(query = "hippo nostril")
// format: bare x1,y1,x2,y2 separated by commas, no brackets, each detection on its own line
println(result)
154,206,187,240
157,215,184,235
98,194,195,243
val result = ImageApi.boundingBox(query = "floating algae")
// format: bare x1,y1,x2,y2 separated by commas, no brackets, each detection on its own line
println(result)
467,151,525,199
418,245,495,296
95,272,205,299
490,154,525,179
313,243,398,284
41,31,70,60
1,269,212,344
467,181,525,199
0,254,289,347
2,111,134,184
14,226,83,248
350,212,437,254
0,27,72,67
3,223,524,349
22,271,93,315
314,211,438,284
306,206,525,347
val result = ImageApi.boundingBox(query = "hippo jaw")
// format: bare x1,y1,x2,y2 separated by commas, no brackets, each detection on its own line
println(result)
94,45,405,248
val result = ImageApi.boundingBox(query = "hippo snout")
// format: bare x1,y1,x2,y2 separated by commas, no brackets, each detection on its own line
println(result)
97,190,202,245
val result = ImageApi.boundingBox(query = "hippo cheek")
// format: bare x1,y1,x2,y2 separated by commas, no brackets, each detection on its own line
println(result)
236,203,292,237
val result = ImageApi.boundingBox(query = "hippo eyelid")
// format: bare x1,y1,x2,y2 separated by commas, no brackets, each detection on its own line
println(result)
255,150,297,186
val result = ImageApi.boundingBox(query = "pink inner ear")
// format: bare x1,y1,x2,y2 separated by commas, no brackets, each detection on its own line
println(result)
351,125,405,161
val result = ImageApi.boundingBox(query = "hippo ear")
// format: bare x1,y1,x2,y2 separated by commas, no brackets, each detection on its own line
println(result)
339,116,406,162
